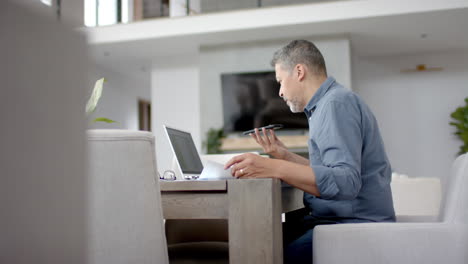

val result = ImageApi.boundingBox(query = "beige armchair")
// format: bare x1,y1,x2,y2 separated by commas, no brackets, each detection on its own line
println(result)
313,153,468,264
87,130,169,264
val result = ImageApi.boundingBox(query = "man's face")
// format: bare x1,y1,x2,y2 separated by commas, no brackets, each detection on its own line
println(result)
275,63,304,113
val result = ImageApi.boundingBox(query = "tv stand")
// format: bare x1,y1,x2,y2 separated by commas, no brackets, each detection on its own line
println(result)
220,135,309,156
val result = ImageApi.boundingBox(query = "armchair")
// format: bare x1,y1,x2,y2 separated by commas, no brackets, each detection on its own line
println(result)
87,130,169,264
313,154,468,264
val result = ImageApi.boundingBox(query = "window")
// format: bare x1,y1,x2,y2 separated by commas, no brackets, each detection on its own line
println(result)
85,0,173,27
85,0,129,27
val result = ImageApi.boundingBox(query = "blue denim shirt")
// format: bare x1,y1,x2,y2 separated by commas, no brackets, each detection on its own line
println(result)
303,77,395,223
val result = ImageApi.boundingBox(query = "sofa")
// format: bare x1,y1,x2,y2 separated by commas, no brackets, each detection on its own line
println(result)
391,173,441,222
313,154,468,264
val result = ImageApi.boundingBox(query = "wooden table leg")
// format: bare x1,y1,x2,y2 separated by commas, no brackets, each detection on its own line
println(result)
228,178,283,264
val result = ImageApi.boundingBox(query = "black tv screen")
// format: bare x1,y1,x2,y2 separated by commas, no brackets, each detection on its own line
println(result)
221,71,308,134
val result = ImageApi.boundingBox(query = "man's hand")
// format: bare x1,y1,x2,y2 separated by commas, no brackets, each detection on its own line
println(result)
224,153,279,179
250,127,289,160
224,152,320,196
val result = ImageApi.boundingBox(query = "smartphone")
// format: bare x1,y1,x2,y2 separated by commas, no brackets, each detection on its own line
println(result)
242,124,284,135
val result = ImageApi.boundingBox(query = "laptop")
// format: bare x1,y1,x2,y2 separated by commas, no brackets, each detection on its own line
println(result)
163,125,233,180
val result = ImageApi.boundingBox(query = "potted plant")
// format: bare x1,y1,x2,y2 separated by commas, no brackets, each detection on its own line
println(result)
450,97,468,155
86,78,117,124
203,128,225,154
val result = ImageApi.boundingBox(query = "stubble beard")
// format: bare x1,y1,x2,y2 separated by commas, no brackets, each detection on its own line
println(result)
286,98,303,113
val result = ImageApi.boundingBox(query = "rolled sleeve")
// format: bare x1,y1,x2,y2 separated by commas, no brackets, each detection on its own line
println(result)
313,164,361,200
313,165,339,199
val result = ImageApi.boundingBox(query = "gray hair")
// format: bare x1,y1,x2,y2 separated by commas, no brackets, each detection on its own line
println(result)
270,40,327,76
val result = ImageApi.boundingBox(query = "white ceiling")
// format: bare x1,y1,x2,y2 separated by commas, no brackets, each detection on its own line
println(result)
85,1,468,75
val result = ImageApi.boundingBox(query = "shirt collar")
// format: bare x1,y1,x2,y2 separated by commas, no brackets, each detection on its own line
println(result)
304,76,336,117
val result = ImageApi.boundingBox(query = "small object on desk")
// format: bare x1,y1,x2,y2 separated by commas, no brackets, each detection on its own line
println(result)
160,170,177,181
242,124,283,135
183,175,200,180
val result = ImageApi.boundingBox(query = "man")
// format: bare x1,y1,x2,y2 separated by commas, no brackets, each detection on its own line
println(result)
224,40,395,263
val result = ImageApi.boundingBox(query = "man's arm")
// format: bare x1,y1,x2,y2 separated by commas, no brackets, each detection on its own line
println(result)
224,153,320,196
250,128,309,166
275,158,320,196
281,150,309,166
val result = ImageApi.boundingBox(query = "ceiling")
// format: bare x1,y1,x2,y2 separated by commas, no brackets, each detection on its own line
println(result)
86,2,468,76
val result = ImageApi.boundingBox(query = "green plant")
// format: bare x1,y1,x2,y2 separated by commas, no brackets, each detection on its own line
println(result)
203,128,225,154
85,78,117,124
450,97,468,155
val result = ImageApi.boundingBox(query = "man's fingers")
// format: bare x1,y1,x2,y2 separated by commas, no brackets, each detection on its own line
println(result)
234,167,246,178
262,127,271,145
231,158,253,177
224,154,244,169
269,129,277,142
250,132,260,144
255,128,266,145
273,130,282,143
249,133,256,141
231,160,247,177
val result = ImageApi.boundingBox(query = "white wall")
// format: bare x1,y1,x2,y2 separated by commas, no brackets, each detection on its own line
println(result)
151,54,200,174
87,64,151,130
199,37,351,141
353,51,468,179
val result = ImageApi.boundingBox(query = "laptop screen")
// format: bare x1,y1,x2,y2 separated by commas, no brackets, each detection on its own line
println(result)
165,126,204,174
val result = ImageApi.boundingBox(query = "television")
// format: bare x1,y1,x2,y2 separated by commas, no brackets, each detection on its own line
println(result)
221,71,308,134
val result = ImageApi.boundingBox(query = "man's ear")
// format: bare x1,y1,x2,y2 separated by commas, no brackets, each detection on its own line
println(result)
295,64,306,81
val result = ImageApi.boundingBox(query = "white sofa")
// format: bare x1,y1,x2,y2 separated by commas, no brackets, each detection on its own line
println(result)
391,173,441,222
313,154,468,264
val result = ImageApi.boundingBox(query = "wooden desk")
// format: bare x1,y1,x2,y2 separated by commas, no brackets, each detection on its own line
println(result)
160,178,303,264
